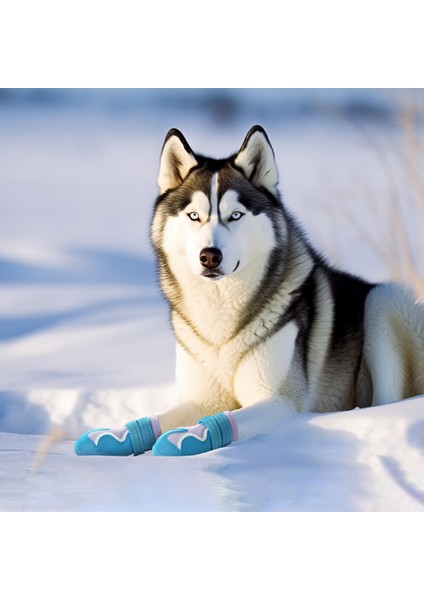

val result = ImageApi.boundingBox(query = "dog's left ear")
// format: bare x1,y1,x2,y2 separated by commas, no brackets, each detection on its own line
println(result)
158,129,198,194
234,125,279,196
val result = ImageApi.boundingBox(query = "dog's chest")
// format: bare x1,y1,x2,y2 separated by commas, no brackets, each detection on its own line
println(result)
181,278,252,345
173,297,290,394
174,306,303,410
176,319,257,399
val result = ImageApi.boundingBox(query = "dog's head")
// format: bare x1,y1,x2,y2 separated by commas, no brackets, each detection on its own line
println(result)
151,126,286,283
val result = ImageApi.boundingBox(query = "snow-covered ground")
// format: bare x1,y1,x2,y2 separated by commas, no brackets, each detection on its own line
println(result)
1,89,424,512
1,396,424,511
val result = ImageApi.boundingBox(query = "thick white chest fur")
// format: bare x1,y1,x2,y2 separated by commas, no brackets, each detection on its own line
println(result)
172,254,313,413
174,311,300,412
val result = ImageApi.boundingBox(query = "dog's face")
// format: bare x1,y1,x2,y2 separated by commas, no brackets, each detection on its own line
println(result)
151,126,286,283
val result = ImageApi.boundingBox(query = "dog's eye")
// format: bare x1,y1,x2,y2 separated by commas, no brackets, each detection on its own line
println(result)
229,211,243,222
188,211,200,221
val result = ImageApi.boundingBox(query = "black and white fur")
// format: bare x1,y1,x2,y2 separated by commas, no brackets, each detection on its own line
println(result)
151,125,424,441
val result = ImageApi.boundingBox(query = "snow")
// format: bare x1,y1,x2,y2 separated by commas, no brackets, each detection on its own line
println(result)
1,89,424,514
1,396,424,511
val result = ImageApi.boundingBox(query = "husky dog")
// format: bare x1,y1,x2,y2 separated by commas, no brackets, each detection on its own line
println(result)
151,125,424,439
75,125,424,457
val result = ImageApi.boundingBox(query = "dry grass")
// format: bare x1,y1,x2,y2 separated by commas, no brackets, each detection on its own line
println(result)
329,90,424,298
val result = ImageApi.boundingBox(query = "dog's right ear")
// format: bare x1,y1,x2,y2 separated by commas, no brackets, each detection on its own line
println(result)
234,125,279,196
157,129,198,194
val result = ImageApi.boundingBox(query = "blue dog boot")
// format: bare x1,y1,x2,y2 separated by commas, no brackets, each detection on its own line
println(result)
74,416,161,456
152,411,238,456
74,427,134,456
125,416,161,456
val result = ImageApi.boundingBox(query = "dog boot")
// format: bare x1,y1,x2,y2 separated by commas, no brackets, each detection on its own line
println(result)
74,416,161,456
152,411,238,456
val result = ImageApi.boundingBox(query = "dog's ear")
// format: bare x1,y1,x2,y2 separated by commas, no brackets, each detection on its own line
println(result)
158,129,198,194
234,125,279,196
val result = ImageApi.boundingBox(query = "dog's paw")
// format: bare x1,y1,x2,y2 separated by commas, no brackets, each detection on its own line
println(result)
152,412,237,456
152,423,213,456
74,427,134,456
74,416,161,456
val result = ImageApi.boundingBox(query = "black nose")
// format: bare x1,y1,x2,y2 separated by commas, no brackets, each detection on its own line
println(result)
199,247,223,269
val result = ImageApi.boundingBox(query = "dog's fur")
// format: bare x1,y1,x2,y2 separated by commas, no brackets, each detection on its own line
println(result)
151,125,424,441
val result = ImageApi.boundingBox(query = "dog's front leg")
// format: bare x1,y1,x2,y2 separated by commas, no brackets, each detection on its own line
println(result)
156,400,224,433
73,398,234,457
230,396,298,441
151,395,298,456
74,395,298,458
151,324,301,456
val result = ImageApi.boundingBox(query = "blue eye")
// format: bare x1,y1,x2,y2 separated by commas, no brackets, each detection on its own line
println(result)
188,211,200,221
229,211,243,222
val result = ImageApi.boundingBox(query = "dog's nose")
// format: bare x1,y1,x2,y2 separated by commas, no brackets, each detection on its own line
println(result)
199,247,223,269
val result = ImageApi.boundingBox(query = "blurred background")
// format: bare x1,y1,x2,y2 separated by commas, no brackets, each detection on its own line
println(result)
0,88,423,434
